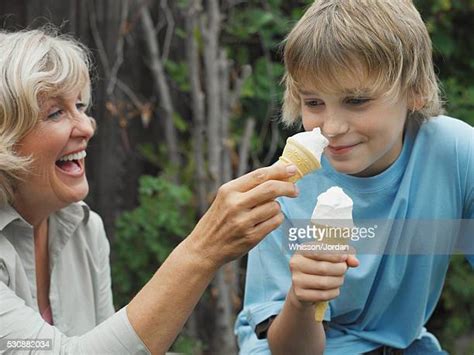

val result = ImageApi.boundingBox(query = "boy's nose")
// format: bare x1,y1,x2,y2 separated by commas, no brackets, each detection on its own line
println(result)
322,114,349,138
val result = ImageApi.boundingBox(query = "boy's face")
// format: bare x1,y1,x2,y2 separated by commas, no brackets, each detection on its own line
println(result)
299,84,409,177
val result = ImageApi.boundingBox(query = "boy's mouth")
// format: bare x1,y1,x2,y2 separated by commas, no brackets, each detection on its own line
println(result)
327,143,360,155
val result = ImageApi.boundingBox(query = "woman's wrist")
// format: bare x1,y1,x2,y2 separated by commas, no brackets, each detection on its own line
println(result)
180,231,222,274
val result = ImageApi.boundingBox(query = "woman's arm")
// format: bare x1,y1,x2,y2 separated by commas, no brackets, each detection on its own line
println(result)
0,163,297,354
126,162,299,353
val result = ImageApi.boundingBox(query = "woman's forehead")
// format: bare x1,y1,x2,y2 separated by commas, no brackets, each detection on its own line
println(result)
39,89,83,103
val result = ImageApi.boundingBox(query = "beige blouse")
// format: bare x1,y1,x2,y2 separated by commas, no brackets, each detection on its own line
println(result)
0,202,150,354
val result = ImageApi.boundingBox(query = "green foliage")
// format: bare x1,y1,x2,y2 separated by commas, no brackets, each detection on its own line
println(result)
165,60,190,92
172,334,204,355
427,256,474,352
112,175,194,309
241,58,285,101
443,78,474,125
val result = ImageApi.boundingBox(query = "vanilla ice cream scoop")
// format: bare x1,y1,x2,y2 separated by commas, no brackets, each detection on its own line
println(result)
311,186,354,226
279,128,329,182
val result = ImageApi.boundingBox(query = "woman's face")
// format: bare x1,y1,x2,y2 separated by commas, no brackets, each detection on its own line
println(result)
14,92,94,212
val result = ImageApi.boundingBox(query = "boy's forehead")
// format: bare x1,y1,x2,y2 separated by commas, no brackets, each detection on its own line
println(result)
297,81,375,97
295,67,378,96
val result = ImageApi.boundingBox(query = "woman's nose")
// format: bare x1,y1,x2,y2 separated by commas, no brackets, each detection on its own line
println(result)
71,113,95,140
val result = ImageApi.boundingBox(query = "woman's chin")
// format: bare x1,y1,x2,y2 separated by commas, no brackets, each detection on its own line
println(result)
52,179,89,205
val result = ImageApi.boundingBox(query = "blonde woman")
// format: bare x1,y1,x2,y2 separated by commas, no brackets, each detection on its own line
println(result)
0,29,299,354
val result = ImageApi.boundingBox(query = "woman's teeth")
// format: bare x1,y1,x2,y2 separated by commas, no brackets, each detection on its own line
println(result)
58,150,87,162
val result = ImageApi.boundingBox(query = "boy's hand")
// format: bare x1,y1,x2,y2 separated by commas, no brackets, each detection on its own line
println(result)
288,247,359,309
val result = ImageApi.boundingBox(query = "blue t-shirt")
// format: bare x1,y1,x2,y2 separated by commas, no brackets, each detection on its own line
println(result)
235,116,474,354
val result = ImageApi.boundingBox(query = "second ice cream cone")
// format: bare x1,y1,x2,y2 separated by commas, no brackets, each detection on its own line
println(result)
312,224,350,322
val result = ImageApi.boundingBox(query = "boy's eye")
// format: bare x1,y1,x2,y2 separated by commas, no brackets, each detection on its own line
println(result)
76,102,87,112
345,97,371,105
304,99,324,107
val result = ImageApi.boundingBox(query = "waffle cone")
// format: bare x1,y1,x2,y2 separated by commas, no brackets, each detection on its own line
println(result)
311,223,350,322
279,137,321,183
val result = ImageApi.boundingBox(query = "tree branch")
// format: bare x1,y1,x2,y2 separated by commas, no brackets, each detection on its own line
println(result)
203,0,222,189
160,0,174,62
185,0,208,215
140,4,181,180
237,117,255,177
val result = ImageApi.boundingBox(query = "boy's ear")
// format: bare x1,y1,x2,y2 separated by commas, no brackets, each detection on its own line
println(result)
408,93,425,111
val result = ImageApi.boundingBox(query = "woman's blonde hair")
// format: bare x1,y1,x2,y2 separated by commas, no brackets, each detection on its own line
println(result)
282,0,444,126
0,28,92,205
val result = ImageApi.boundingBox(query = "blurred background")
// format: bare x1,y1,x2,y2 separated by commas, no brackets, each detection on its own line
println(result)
1,0,473,353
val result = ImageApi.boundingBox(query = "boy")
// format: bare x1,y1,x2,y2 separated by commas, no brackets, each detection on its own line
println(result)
235,0,473,354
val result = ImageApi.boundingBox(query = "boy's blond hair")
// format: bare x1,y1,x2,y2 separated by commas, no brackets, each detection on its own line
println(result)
282,0,443,126
0,28,92,205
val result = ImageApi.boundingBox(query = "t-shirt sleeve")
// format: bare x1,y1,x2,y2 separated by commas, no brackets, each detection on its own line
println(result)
0,281,150,354
234,217,293,354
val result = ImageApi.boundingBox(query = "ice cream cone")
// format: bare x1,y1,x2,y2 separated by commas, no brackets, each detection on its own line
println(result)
312,226,350,322
310,187,353,323
279,137,321,183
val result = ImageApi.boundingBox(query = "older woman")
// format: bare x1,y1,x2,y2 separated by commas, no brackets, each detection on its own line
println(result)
0,29,298,354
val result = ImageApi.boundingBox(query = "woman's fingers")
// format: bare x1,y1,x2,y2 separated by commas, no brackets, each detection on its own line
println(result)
190,162,300,267
244,212,285,244
224,162,297,193
239,180,298,208
244,200,282,227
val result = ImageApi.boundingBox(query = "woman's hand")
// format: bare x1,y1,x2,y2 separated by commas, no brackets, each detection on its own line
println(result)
185,162,299,270
288,249,359,310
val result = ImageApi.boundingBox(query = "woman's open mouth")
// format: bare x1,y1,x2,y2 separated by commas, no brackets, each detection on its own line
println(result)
55,150,86,176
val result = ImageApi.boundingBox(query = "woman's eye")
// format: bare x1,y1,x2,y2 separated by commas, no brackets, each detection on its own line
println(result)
47,110,64,120
345,97,371,105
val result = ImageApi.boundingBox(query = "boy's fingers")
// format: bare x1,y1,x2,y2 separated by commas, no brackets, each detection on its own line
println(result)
226,162,297,192
346,255,360,268
299,275,345,291
299,249,349,263
296,257,348,277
